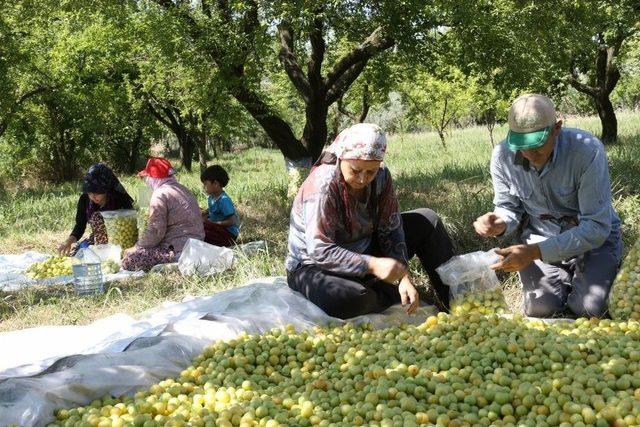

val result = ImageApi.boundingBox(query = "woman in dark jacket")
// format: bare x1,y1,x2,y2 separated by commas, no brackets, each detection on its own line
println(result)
57,163,134,255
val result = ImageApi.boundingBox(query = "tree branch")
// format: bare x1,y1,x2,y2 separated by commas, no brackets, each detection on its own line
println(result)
0,85,49,138
358,83,370,123
439,98,448,131
201,0,212,17
326,61,368,105
145,93,181,132
567,67,598,97
324,26,394,91
241,0,259,36
337,96,357,121
151,0,203,43
278,20,311,102
307,9,325,92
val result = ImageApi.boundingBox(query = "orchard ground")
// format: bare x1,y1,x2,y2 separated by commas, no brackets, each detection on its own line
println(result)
1,112,640,332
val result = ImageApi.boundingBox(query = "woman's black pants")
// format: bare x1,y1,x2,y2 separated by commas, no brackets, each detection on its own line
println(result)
287,208,455,319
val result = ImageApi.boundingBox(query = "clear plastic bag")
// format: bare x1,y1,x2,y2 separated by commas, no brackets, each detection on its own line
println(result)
436,249,508,315
101,209,139,250
76,244,121,263
137,186,153,236
137,206,150,236
177,238,234,276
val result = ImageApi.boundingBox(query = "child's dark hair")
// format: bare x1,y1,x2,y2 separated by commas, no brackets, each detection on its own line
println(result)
201,165,229,187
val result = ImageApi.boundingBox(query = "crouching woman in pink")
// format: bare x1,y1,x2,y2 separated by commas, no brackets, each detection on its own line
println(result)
122,157,205,271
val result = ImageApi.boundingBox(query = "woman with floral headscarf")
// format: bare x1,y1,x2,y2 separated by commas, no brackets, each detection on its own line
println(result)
121,157,204,271
286,123,455,319
57,163,134,256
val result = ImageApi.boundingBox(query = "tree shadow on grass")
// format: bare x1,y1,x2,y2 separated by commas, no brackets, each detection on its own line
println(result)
609,135,640,194
393,161,490,196
393,162,495,254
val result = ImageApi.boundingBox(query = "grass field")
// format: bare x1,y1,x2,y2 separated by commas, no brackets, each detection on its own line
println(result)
1,112,639,332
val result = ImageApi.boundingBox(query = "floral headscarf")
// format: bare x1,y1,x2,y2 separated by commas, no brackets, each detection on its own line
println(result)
315,123,388,231
329,123,387,161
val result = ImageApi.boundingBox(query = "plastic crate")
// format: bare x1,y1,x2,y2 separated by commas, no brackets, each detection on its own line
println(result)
72,263,104,296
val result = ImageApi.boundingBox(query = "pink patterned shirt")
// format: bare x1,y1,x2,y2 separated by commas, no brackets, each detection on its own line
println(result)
137,180,205,255
285,163,408,275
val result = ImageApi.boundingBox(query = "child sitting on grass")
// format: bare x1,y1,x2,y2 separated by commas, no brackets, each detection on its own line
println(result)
201,165,239,247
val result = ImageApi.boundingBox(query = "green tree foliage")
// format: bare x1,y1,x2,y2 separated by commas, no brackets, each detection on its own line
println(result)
147,0,446,163
472,83,513,146
402,67,477,147
0,1,160,181
613,36,640,110
566,0,640,143
0,2,50,139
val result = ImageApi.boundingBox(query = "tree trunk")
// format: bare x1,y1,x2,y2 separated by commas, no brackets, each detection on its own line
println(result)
437,130,446,147
301,100,329,162
358,83,370,123
210,134,219,158
178,130,194,172
56,129,77,182
328,106,342,144
231,85,310,160
197,131,208,173
128,128,142,173
568,33,623,144
594,94,617,144
486,122,495,147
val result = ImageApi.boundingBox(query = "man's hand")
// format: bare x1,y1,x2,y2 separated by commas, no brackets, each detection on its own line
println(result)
398,275,419,315
368,257,407,284
490,244,541,272
473,212,507,237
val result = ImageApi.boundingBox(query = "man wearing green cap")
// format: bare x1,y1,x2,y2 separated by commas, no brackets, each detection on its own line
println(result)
473,93,622,318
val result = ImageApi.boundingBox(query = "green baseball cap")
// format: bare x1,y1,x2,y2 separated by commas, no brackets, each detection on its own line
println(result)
506,126,550,151
506,94,557,152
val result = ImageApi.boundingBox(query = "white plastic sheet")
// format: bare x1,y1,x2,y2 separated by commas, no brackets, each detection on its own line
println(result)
0,277,437,426
0,252,68,291
177,238,234,276
0,251,144,292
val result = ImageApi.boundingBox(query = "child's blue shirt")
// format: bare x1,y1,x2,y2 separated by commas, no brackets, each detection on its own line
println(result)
208,191,239,236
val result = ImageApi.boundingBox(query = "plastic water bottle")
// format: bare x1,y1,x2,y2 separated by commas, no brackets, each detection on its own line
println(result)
72,263,105,296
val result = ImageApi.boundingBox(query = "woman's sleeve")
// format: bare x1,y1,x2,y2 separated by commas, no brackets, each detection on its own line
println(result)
136,193,167,248
70,195,89,240
376,169,409,265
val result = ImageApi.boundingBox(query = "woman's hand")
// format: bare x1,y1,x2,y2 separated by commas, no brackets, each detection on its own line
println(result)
398,275,419,315
57,236,76,256
368,257,407,284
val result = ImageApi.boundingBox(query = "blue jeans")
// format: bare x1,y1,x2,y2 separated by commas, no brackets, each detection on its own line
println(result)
518,229,623,318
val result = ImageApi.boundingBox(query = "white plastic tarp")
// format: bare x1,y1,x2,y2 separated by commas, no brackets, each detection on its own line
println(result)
0,277,437,427
0,251,144,292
